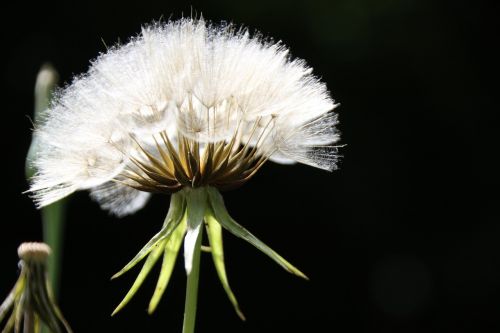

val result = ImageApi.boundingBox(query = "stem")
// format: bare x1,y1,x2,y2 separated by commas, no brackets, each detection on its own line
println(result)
27,64,61,333
42,200,66,298
40,200,66,333
182,228,203,333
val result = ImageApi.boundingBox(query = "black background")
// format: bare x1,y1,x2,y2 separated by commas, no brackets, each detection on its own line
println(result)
1,0,499,332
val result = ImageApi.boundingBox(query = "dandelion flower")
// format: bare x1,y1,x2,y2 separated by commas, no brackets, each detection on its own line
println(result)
28,18,340,331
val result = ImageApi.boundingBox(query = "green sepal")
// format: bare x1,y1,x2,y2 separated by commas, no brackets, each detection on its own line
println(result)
112,193,185,279
185,188,207,231
206,187,308,280
148,215,187,314
112,239,166,316
13,293,24,333
30,262,72,333
0,288,16,324
205,209,245,320
1,306,16,333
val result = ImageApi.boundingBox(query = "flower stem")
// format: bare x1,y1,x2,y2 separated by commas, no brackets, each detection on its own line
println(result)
27,64,65,297
27,64,62,333
182,226,203,333
41,200,66,298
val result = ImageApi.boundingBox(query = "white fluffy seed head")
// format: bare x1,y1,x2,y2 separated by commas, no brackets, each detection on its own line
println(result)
29,18,340,216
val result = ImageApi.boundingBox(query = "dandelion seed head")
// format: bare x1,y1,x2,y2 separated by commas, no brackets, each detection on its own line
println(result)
30,18,340,215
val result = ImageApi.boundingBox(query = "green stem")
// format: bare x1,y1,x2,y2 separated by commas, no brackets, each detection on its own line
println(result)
42,200,66,299
182,227,203,333
27,64,60,333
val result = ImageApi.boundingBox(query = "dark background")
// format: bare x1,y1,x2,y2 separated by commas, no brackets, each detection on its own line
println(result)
1,0,499,332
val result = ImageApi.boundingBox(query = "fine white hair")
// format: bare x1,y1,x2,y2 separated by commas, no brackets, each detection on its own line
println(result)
29,18,340,216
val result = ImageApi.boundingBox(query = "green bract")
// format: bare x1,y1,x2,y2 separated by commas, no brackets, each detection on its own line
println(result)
111,187,307,319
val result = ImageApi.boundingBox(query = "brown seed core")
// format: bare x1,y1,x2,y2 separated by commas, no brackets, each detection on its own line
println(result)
120,127,272,194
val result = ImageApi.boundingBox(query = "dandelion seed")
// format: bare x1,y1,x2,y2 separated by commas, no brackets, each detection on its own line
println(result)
28,18,340,332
